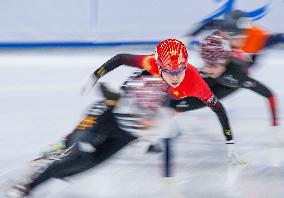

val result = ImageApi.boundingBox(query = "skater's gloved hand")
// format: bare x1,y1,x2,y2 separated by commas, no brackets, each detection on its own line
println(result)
226,140,248,167
226,140,237,160
80,75,98,95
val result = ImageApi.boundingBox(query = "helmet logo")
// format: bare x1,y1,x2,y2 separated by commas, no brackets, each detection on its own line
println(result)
170,50,177,56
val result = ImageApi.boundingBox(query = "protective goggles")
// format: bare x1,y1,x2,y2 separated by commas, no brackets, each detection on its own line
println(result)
160,65,187,76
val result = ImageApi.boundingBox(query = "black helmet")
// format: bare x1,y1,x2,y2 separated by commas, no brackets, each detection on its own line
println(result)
223,10,247,35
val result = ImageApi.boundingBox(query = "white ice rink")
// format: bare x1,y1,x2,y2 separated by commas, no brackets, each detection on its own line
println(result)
0,47,284,198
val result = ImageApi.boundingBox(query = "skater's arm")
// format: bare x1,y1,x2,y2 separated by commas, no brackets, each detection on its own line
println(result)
203,95,234,141
240,75,279,126
81,54,155,94
93,54,154,79
229,58,278,125
224,58,278,126
193,68,234,141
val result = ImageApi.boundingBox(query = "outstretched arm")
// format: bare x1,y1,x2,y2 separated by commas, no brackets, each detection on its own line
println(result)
203,95,233,141
93,54,152,79
192,67,234,141
81,54,153,94
240,75,279,126
225,58,279,126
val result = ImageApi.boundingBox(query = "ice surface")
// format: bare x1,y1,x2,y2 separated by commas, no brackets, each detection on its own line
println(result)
0,47,283,198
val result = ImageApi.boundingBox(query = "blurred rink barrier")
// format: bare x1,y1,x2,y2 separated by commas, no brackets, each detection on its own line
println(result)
0,0,283,47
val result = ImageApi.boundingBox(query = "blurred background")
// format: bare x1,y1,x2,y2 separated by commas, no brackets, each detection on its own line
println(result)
0,0,283,44
0,0,284,197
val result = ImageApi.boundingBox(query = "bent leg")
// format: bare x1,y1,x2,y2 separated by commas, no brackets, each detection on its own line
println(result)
28,129,136,190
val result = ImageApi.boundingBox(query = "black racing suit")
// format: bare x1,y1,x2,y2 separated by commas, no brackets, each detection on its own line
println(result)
25,94,137,191
170,58,278,126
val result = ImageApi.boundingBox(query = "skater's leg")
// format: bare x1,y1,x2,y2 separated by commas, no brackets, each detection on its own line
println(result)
29,132,135,190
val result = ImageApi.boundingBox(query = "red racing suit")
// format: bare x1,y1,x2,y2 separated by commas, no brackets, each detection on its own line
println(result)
93,54,233,141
